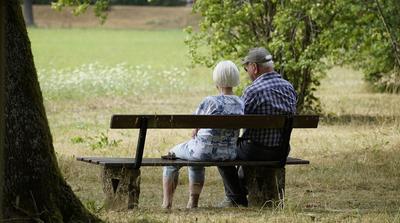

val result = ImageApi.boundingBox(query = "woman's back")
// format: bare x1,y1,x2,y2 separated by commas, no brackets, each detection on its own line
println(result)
190,95,244,161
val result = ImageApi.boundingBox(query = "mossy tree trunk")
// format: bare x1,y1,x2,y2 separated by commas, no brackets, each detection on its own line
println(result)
2,1,102,222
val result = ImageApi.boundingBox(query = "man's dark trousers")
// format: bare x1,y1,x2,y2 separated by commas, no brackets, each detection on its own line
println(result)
217,139,285,206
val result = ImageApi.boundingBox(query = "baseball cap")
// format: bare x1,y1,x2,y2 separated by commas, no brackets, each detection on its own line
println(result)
242,47,273,65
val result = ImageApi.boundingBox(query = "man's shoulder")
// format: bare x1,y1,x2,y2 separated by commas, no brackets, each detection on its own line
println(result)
244,76,296,100
262,73,295,89
246,74,281,91
243,72,295,95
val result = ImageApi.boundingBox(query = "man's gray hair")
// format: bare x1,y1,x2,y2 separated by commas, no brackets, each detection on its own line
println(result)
213,60,240,87
259,58,274,68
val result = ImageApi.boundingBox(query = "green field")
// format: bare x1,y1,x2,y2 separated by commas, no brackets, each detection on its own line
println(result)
28,28,400,222
29,28,190,68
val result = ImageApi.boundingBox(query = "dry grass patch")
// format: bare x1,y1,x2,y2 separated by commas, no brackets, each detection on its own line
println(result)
32,5,200,30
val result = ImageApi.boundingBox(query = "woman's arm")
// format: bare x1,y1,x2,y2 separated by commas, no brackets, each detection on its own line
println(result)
191,128,199,139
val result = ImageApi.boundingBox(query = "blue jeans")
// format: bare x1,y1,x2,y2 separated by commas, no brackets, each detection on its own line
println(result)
163,142,205,183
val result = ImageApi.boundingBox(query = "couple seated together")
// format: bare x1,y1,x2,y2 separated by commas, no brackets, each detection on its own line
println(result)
162,47,297,209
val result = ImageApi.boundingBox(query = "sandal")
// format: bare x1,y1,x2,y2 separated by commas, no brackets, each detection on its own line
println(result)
161,152,178,160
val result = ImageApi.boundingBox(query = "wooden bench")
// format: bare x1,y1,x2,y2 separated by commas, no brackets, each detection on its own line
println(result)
77,114,319,210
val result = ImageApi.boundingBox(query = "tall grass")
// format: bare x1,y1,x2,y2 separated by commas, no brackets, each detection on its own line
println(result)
29,28,400,222
38,63,190,99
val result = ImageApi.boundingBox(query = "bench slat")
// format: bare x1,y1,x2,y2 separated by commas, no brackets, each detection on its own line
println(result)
77,157,309,167
110,115,319,129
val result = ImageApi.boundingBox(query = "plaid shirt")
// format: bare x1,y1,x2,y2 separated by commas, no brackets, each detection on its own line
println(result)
241,72,297,147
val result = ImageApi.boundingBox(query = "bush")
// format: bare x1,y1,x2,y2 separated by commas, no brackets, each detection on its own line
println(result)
328,0,400,94
366,70,400,94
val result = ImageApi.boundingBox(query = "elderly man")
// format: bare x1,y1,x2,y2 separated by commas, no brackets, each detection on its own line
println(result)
218,47,297,207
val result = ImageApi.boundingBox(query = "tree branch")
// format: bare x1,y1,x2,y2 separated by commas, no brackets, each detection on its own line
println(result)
374,0,400,68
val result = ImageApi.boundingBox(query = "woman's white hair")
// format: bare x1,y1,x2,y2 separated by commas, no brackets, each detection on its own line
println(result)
212,60,240,87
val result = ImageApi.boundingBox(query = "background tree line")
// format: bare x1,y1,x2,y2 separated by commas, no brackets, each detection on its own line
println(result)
22,0,191,27
31,0,189,6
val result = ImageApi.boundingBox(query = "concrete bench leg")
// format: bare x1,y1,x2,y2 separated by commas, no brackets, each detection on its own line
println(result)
102,166,141,210
243,166,285,208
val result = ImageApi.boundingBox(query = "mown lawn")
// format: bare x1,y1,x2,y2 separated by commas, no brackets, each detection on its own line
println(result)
29,28,400,223
29,28,191,69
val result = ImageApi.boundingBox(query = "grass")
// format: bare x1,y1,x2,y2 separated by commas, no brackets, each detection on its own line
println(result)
37,63,192,100
28,28,400,222
28,28,192,69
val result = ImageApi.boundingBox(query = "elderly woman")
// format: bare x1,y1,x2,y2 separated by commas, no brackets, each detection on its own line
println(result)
162,60,244,209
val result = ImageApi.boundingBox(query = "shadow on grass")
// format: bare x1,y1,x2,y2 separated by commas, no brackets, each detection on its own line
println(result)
321,114,400,125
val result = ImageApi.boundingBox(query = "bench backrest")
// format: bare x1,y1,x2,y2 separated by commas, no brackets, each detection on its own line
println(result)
111,115,319,129
110,114,319,169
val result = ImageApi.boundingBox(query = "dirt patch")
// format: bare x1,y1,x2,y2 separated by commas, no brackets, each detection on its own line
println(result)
32,5,200,29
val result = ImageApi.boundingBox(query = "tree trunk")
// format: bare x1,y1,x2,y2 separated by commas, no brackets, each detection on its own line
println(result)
23,0,35,27
244,167,285,208
2,1,101,222
1,0,6,220
102,167,141,210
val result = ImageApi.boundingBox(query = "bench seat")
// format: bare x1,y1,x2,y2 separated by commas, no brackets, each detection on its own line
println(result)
77,156,310,167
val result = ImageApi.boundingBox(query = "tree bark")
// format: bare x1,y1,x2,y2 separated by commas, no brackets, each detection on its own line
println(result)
23,0,35,27
2,1,101,222
0,0,6,220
